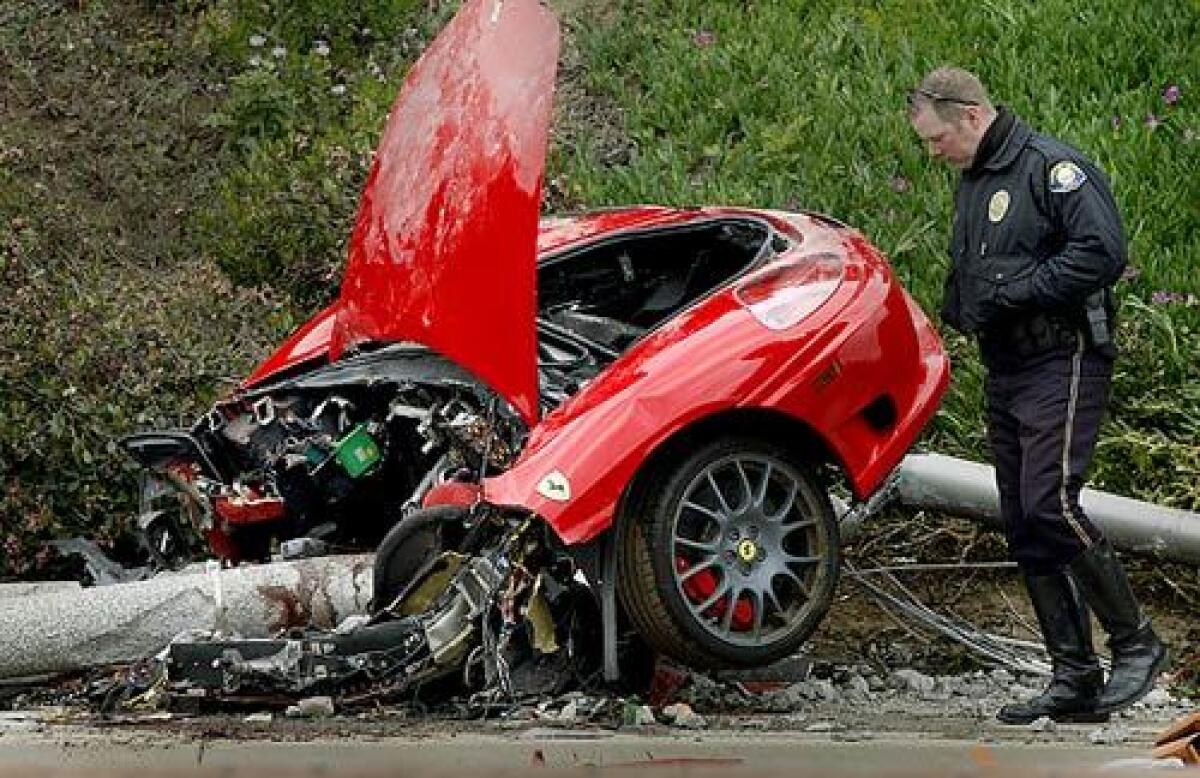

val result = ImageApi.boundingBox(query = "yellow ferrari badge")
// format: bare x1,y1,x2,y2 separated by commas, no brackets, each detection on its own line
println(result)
988,189,1010,223
737,539,759,563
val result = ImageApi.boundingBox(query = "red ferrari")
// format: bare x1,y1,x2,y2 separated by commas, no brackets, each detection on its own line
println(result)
124,0,948,673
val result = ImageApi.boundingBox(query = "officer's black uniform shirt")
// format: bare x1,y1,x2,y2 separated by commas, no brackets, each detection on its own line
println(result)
940,107,1127,370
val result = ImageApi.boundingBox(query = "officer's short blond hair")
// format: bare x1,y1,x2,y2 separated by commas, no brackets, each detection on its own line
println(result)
909,67,994,122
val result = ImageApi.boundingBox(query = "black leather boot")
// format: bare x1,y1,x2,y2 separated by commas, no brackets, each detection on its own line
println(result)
1069,541,1168,715
996,572,1107,724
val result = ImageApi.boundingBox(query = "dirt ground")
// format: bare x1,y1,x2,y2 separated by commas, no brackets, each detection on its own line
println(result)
2,514,1195,776
2,580,1194,776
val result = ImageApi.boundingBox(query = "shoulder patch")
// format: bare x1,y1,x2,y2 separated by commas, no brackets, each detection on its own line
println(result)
1049,160,1087,193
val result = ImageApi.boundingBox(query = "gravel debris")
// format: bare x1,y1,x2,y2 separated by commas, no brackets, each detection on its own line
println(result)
1088,723,1131,745
1030,716,1056,733
285,696,335,719
662,702,707,729
891,668,935,694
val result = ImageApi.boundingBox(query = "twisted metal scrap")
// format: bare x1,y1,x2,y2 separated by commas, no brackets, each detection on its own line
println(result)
845,559,1051,677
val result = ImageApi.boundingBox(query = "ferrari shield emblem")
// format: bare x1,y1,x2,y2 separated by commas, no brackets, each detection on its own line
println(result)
536,471,572,502
988,189,1010,223
1049,161,1087,193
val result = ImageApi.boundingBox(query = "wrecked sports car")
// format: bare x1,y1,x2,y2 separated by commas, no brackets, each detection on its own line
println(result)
122,0,949,692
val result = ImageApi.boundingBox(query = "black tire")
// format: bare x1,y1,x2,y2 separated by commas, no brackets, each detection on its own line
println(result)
617,436,839,669
371,505,467,612
140,513,192,571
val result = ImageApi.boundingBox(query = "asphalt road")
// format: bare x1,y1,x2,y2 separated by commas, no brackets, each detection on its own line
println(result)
0,722,1176,776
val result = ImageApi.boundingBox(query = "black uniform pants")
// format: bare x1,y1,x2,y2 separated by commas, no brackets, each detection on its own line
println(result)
984,342,1111,575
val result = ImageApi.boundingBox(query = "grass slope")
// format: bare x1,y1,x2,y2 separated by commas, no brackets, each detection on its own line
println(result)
554,0,1199,506
0,0,1196,582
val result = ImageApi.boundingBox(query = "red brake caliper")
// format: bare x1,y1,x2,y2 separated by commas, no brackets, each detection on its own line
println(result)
676,556,753,630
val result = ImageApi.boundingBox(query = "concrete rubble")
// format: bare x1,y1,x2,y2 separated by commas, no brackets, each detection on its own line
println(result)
661,701,706,729
285,696,336,719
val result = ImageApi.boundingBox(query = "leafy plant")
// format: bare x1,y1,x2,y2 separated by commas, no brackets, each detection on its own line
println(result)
1,0,1197,582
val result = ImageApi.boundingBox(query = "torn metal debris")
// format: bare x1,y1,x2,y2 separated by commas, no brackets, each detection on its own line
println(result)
156,509,604,711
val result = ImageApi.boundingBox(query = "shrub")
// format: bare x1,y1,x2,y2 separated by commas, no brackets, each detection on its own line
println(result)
2,0,1196,582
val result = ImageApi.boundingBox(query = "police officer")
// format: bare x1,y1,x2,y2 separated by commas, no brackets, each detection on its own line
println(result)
906,67,1167,724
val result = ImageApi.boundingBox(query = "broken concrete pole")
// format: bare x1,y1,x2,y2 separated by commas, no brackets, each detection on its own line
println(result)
0,555,372,680
0,582,82,600
895,453,1200,564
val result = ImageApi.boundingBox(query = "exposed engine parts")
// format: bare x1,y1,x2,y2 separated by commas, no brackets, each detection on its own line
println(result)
158,510,604,711
111,212,899,698
121,347,535,567
122,320,632,570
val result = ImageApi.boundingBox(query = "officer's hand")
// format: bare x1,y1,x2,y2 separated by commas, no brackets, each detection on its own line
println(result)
995,274,1036,311
977,253,1037,317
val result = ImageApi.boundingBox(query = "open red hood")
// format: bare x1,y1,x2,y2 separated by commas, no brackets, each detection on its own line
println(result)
331,0,559,425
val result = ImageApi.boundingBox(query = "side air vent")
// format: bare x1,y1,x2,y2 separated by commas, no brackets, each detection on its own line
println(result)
861,394,897,432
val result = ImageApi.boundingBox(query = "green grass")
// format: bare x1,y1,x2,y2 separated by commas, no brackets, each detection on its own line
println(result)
1,0,1197,577
552,0,1200,503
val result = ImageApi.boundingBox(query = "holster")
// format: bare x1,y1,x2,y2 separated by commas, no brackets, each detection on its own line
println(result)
981,288,1116,362
981,311,1078,360
1082,289,1115,351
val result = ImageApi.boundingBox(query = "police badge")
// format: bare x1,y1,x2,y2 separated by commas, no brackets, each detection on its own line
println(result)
988,189,1010,223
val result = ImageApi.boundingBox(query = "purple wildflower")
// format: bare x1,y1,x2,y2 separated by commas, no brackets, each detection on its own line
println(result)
691,30,717,48
1151,291,1184,305
1144,113,1162,130
889,175,912,194
1120,265,1141,281
1162,84,1182,106
1111,115,1122,130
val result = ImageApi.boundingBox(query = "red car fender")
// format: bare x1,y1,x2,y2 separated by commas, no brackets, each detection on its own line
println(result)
242,302,341,390
482,295,836,546
484,230,949,547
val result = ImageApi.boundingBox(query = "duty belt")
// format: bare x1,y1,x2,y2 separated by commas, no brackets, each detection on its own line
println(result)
980,311,1079,361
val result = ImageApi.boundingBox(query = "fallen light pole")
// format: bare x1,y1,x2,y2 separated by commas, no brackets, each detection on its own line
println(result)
892,453,1200,564
839,453,1199,676
0,555,372,681
2,455,1195,684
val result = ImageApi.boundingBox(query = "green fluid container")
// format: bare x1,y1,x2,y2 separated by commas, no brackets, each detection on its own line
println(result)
334,424,381,478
